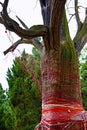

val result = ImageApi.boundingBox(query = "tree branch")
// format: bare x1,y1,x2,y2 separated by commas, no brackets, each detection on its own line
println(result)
1,13,48,38
76,35,87,55
16,15,28,30
3,39,23,55
0,0,49,52
0,17,3,24
31,38,43,51
3,38,43,55
3,0,9,14
39,0,51,26
22,38,43,52
73,2,87,55
73,17,87,55
50,0,66,48
0,0,48,39
75,0,82,29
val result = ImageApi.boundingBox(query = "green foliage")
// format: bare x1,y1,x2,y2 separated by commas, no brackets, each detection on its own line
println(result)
0,84,6,105
79,46,87,110
7,47,41,130
0,84,17,130
1,102,17,130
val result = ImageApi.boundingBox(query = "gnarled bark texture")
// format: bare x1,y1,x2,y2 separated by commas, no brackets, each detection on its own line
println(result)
35,45,87,130
35,0,87,129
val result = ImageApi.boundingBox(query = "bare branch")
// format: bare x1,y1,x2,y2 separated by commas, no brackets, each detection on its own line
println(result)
0,0,49,52
73,17,87,55
86,8,87,17
3,0,9,14
73,1,87,54
39,0,51,26
22,38,43,51
1,13,48,38
68,13,75,23
75,0,82,30
0,2,3,6
31,38,43,51
0,17,3,24
0,0,48,40
76,35,87,55
3,38,43,55
4,39,23,55
16,16,28,30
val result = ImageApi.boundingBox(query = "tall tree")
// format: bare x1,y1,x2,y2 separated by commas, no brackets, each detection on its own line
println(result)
79,47,87,110
0,84,17,130
0,0,87,129
7,49,41,130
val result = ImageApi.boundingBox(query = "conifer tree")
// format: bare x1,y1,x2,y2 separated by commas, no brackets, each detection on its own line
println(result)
7,49,41,130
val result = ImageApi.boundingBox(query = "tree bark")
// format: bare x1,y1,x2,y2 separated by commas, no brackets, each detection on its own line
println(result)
34,1,87,129
35,41,87,130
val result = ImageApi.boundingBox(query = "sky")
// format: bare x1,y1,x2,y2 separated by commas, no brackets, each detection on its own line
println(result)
0,0,43,89
0,0,87,90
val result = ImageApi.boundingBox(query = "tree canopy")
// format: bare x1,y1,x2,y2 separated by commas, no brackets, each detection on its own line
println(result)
7,48,41,130
79,47,87,110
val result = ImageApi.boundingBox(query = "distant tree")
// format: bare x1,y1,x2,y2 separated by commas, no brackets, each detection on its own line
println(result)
0,84,16,130
0,84,6,105
7,48,41,130
79,47,87,110
0,84,6,129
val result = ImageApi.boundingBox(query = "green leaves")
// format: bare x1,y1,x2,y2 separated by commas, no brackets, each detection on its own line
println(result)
79,46,87,110
0,84,17,130
0,47,41,129
6,47,41,130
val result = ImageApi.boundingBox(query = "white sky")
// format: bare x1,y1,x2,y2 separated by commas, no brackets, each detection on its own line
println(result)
0,0,87,90
0,0,43,89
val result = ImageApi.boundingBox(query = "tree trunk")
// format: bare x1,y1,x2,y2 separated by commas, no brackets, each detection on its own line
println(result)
35,42,87,130
34,7,87,129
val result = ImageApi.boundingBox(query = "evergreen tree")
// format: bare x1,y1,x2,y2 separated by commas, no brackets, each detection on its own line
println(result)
7,49,41,130
0,84,6,105
80,47,87,110
0,84,16,130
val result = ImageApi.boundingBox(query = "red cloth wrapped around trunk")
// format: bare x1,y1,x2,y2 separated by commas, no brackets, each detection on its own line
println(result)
35,50,87,130
40,98,87,130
